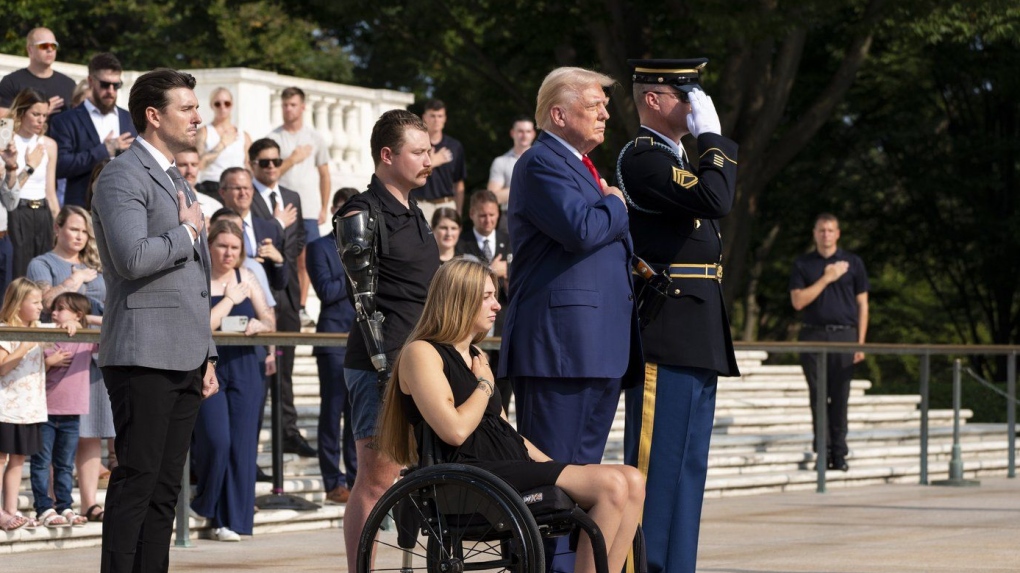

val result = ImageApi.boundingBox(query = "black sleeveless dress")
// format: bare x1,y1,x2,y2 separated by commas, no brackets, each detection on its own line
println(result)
402,342,568,492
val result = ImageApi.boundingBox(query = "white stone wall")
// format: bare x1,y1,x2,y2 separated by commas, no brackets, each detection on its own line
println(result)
0,53,414,195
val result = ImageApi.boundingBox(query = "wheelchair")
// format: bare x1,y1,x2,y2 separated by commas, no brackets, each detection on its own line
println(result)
356,425,645,573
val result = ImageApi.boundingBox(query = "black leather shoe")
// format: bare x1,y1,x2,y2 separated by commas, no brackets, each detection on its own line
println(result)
255,467,273,482
832,456,849,472
283,437,317,458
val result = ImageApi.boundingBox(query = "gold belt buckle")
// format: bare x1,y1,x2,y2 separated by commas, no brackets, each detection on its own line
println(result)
715,264,723,283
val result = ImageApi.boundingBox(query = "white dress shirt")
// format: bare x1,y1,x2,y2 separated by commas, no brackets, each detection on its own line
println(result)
84,99,121,144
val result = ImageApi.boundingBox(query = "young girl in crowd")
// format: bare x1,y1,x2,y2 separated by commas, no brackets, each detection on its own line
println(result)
0,279,49,530
30,292,94,527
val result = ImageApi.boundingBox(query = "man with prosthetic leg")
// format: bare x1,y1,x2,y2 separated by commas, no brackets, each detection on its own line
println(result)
618,59,740,573
333,109,440,573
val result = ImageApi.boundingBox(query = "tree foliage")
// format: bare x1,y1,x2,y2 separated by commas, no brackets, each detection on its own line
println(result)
0,0,352,83
3,0,1017,419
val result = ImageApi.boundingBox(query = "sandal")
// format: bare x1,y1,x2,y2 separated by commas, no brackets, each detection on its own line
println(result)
0,510,28,531
61,508,87,527
16,512,38,529
83,504,105,523
38,508,70,528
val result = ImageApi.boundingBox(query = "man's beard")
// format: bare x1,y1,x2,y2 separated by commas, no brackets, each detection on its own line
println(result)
92,92,116,114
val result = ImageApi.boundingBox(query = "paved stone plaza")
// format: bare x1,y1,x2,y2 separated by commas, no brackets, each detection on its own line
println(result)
7,477,1018,572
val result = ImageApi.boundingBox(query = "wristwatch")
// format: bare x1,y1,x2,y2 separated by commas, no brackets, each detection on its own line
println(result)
208,357,218,368
24,165,35,175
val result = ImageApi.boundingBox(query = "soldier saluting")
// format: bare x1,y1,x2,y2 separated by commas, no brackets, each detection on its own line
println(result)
618,59,739,573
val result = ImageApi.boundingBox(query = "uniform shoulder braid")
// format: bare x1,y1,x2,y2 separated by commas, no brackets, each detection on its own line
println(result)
616,135,692,214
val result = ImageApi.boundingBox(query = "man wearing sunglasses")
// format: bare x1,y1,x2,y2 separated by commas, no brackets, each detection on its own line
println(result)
0,27,76,117
617,58,739,573
49,52,137,207
247,137,313,459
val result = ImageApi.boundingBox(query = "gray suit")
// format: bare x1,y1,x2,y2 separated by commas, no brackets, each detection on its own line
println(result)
93,141,215,369
92,139,215,573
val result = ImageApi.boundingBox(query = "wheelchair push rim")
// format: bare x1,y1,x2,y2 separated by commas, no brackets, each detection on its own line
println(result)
357,463,545,573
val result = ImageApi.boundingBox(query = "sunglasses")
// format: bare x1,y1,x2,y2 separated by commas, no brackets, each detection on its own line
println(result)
644,90,689,103
213,101,233,108
256,158,283,168
93,77,124,90
33,41,59,51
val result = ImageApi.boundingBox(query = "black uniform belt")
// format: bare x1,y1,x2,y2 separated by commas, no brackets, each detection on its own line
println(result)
668,263,723,283
18,199,46,209
801,323,855,332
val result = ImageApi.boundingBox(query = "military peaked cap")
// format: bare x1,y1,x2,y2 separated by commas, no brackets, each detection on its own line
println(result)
629,58,708,94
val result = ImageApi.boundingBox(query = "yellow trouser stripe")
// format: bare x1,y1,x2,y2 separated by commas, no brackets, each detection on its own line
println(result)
627,362,658,573
637,362,658,480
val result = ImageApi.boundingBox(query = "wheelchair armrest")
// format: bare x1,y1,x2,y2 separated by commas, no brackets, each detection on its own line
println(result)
519,485,575,516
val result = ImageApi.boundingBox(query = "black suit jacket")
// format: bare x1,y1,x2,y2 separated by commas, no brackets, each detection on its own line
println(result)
49,105,137,207
456,229,511,334
617,127,740,376
250,215,287,292
251,184,305,313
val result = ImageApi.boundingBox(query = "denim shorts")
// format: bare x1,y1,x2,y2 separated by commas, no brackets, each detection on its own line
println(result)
344,368,384,441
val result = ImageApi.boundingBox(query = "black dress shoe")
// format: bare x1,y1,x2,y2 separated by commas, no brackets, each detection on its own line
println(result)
255,467,273,482
832,456,849,472
283,437,317,458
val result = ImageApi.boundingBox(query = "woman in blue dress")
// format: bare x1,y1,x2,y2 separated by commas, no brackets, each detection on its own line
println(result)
191,220,275,542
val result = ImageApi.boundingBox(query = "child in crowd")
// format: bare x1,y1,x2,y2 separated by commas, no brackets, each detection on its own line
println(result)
0,279,49,530
30,292,94,527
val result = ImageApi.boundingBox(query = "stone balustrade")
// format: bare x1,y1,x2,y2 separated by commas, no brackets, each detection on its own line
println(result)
0,53,414,193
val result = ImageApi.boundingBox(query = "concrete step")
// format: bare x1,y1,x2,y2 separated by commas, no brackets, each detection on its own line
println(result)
705,451,1017,497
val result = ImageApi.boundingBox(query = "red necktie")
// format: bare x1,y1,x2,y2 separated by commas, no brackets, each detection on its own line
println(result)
581,155,601,186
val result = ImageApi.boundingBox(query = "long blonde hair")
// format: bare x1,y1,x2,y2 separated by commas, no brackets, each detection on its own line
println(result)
54,205,102,272
376,259,498,466
0,278,42,327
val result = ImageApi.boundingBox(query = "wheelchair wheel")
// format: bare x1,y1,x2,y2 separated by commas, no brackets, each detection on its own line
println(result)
357,463,545,573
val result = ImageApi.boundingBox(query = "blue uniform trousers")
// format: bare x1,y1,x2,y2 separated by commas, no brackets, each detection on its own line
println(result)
624,364,717,573
514,375,622,573
316,353,358,491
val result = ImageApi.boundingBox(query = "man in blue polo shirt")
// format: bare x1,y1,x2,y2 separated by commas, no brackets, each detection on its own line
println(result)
790,213,869,472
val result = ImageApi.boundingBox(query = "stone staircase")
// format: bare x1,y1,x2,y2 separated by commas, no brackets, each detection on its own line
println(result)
3,336,1016,553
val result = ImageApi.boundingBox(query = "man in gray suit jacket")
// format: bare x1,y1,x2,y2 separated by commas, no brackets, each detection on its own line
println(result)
92,68,217,573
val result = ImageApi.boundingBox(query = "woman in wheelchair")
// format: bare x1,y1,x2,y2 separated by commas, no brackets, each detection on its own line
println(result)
377,259,645,573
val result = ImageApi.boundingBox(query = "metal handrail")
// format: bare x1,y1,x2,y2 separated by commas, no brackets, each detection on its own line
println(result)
2,327,1015,497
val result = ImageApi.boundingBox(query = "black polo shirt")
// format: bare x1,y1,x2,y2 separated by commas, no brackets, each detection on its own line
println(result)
409,134,466,201
789,248,869,326
340,175,440,371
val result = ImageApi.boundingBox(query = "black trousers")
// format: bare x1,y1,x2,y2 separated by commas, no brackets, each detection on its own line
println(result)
9,204,53,280
100,365,203,573
799,327,857,458
259,298,302,441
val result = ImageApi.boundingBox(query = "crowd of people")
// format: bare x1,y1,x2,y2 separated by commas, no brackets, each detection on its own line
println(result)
0,25,873,573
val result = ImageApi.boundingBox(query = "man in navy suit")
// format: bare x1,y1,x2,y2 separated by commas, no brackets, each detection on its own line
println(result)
216,167,287,292
49,52,137,207
306,188,358,504
497,67,642,572
457,189,513,411
246,138,313,457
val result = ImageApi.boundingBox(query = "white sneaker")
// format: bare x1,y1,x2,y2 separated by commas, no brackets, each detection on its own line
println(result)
212,527,241,542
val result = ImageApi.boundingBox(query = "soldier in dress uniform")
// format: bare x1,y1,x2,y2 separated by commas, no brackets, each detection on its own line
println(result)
618,58,739,573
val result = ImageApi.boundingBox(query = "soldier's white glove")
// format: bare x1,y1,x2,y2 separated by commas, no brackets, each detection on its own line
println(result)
686,88,721,137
